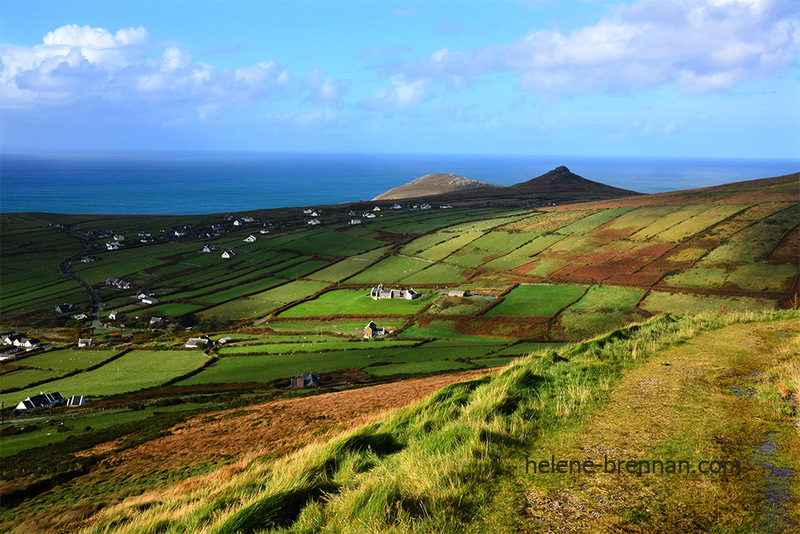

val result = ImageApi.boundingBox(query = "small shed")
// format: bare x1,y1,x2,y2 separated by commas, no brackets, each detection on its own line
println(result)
290,371,320,388
66,395,86,407
448,290,467,298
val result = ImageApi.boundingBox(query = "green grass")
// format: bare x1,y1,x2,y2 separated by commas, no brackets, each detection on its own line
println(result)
272,260,331,280
0,368,69,390
181,341,498,385
399,319,488,340
566,285,645,312
486,284,587,317
415,231,485,261
306,258,377,282
14,349,120,371
398,263,466,284
640,291,777,315
0,350,209,404
346,256,432,284
556,208,635,235
427,295,489,315
279,289,433,317
249,280,330,303
699,204,799,263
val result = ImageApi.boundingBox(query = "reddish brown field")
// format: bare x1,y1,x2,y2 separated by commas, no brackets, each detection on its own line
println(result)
457,316,549,338
769,225,800,262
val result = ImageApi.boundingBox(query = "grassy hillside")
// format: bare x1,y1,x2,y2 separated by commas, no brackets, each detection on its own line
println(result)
30,310,793,534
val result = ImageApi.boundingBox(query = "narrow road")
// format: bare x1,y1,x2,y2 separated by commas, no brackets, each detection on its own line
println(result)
58,227,103,328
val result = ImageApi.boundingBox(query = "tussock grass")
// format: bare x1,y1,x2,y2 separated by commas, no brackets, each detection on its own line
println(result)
77,310,798,534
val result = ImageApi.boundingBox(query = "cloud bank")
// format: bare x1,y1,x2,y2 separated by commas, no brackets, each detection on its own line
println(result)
0,23,336,112
403,0,799,94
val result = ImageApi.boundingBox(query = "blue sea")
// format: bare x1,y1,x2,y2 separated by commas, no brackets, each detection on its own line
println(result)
1,152,797,215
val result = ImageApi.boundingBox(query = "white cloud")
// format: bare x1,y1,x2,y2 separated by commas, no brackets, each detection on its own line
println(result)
41,24,149,65
368,74,432,109
306,69,349,103
402,0,800,94
0,25,292,112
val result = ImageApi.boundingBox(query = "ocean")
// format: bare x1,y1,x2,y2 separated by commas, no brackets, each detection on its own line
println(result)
1,152,796,215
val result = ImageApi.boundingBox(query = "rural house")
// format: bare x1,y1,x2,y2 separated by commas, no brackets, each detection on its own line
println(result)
369,284,419,300
290,372,320,388
78,338,93,348
350,218,362,225
307,219,321,225
15,391,64,412
364,321,386,339
244,235,257,243
448,290,467,297
56,303,77,314
185,336,211,349
202,245,214,253
222,250,235,258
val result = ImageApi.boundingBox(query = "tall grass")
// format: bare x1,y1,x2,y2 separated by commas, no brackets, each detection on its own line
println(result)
79,310,798,534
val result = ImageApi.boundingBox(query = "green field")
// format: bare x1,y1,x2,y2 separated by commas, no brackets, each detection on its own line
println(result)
16,349,120,370
640,291,777,315
0,350,209,404
180,341,500,385
0,368,69,391
346,255,433,283
398,262,466,284
486,284,587,317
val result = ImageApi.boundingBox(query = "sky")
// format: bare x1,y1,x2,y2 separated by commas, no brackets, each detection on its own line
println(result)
1,0,798,158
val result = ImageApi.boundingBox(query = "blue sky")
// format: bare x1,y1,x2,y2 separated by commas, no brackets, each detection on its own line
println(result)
2,0,798,157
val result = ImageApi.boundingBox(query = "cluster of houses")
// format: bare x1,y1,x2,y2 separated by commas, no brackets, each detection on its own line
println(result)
369,284,420,300
14,391,86,412
0,332,41,350
303,208,321,225
106,277,134,290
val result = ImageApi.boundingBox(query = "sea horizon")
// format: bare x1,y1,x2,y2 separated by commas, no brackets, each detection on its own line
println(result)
2,150,797,216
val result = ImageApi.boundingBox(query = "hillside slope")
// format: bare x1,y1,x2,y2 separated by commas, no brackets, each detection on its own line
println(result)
373,173,502,200
67,311,799,533
371,166,639,204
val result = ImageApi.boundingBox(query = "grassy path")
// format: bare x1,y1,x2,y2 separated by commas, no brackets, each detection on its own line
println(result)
511,318,799,533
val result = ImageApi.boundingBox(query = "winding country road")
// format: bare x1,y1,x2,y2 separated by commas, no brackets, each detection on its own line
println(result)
58,227,103,328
